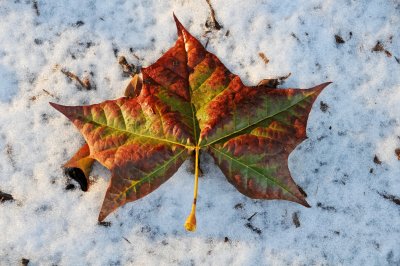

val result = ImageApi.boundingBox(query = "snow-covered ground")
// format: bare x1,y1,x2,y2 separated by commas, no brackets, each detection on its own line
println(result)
1,0,399,265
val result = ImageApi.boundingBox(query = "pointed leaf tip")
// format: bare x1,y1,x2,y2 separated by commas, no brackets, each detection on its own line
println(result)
98,212,106,222
299,198,311,208
49,101,59,109
173,13,185,36
312,81,332,94
49,102,69,116
98,199,115,222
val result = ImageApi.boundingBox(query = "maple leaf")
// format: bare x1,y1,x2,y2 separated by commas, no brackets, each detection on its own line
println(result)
50,15,330,231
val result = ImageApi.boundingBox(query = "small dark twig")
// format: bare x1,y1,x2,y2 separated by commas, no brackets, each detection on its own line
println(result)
291,33,300,43
42,89,57,99
257,73,292,89
98,221,112,227
60,68,94,90
245,223,262,235
6,144,16,169
316,202,336,212
377,191,400,206
258,52,269,64
247,212,258,221
205,0,222,30
204,38,210,49
292,212,300,228
32,1,40,16
129,48,143,62
122,237,132,244
118,56,138,77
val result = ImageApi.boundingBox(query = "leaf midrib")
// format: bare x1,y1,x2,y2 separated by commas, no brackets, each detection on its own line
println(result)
87,119,195,149
200,91,316,147
209,146,296,198
116,148,187,200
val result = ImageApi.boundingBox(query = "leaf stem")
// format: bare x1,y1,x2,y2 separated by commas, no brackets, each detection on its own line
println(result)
184,146,200,231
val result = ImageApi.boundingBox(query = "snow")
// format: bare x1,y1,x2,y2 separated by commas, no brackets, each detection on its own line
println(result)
1,0,399,265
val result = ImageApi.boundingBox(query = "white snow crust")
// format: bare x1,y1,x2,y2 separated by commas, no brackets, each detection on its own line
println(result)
0,1,399,265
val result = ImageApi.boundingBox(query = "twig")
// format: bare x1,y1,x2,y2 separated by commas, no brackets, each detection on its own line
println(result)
32,0,40,16
122,237,131,244
377,191,400,206
292,212,300,228
129,48,143,62
98,221,112,227
245,223,262,235
118,56,138,77
60,68,94,90
205,0,222,30
6,144,16,169
42,89,57,98
247,212,258,221
204,38,210,49
258,52,269,64
257,73,292,88
291,33,301,43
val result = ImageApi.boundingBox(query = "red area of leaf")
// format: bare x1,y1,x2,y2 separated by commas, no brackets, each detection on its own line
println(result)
50,15,330,225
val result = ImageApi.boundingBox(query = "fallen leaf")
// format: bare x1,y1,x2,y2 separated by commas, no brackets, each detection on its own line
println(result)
50,15,330,230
